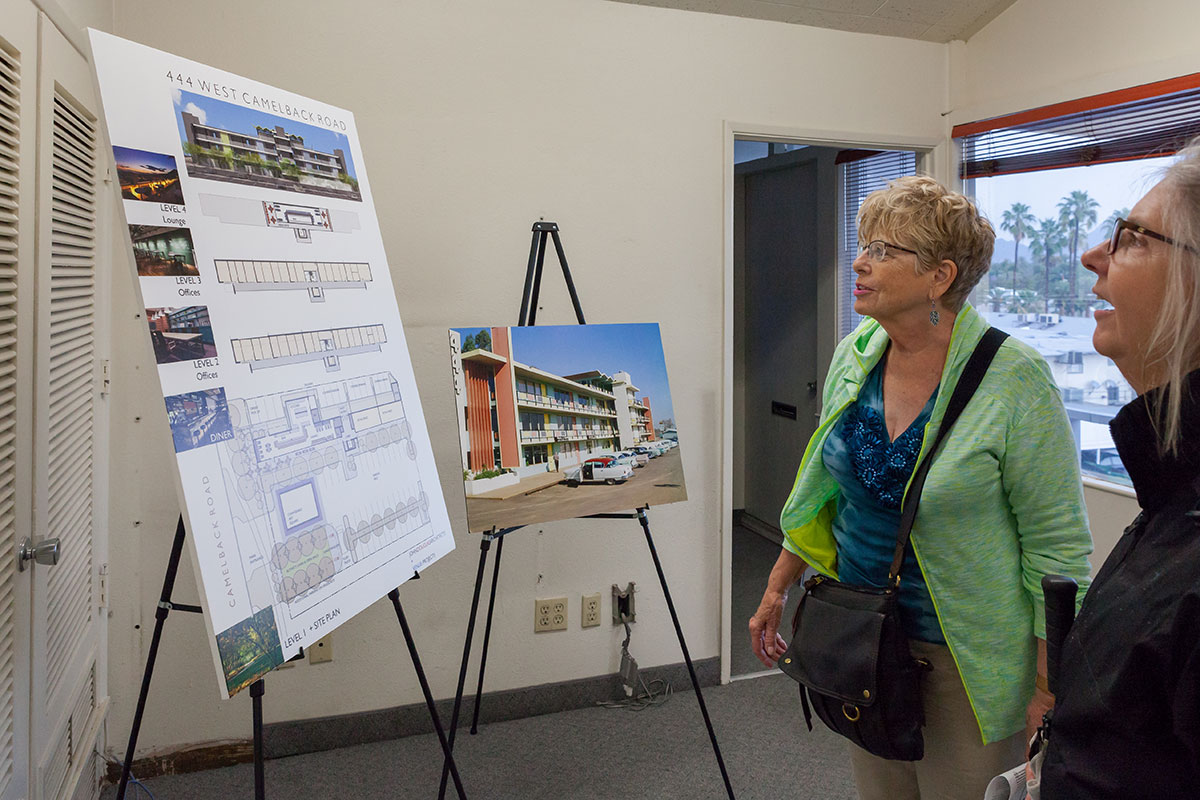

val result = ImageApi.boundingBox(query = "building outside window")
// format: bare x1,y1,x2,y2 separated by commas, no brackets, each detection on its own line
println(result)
955,75,1200,486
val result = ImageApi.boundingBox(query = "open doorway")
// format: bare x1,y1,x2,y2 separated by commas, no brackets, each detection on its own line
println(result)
729,140,919,678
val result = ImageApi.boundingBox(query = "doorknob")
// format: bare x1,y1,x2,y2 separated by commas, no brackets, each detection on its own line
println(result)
17,537,61,571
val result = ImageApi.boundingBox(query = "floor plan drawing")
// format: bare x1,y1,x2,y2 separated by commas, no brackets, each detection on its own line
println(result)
231,324,387,372
199,193,361,243
214,259,373,303
218,372,433,618
93,30,456,698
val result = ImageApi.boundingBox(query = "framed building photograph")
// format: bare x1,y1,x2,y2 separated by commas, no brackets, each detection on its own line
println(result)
449,323,685,531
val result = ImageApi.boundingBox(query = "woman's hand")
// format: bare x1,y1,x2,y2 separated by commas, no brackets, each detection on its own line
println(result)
1026,684,1054,747
749,589,789,667
750,548,807,668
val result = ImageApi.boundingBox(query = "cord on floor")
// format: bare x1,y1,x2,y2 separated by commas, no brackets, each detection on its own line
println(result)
103,756,159,800
598,617,673,711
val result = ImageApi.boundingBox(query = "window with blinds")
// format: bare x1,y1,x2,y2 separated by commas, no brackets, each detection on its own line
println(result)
0,43,19,800
955,73,1200,179
837,149,917,338
951,76,1200,488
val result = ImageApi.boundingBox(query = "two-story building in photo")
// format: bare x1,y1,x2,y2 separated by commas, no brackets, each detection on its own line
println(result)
180,112,350,181
452,328,656,477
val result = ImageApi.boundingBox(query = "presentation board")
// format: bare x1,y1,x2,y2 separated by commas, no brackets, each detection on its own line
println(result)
450,323,686,532
90,30,455,697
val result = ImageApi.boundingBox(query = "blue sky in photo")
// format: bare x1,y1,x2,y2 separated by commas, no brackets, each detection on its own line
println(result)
173,89,357,180
113,145,178,173
452,324,676,424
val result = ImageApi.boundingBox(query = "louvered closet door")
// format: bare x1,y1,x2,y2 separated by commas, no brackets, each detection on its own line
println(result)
0,3,37,800
30,17,103,800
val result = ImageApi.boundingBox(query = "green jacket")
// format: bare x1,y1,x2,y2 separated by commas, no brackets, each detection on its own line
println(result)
780,304,1093,743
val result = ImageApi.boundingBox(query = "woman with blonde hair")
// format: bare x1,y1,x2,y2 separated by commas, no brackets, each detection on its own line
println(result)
1038,140,1200,798
749,175,1093,799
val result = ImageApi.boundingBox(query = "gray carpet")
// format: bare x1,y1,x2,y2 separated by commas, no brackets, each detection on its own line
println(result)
104,524,846,799
731,524,803,678
104,674,855,799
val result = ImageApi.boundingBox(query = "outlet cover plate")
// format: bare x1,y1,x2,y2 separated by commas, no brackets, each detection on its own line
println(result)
308,634,333,664
582,593,602,628
535,596,568,632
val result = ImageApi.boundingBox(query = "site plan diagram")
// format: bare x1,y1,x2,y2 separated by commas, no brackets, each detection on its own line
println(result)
91,30,455,697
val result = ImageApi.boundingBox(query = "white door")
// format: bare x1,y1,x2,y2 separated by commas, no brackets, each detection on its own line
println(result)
0,1,38,798
29,12,105,800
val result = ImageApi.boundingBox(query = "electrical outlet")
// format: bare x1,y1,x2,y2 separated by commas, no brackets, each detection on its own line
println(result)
308,634,333,664
612,581,636,624
534,596,568,632
582,593,602,628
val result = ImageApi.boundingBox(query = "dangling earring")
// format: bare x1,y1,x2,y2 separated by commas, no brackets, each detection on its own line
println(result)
929,297,940,327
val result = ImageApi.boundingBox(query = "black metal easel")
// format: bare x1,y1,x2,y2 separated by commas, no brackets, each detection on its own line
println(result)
437,221,736,799
116,514,470,800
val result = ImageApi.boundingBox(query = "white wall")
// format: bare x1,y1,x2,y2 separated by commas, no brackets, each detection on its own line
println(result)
956,0,1200,566
955,0,1200,126
102,0,948,755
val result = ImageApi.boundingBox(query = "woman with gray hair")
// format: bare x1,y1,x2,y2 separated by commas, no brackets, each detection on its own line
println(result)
1036,140,1200,798
748,175,1093,799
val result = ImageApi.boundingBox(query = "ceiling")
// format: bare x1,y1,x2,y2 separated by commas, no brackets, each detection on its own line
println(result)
607,0,1020,43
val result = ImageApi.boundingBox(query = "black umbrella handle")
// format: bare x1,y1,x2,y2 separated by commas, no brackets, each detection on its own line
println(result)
1042,574,1078,695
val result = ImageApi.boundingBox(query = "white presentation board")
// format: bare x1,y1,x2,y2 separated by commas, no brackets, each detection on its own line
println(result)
89,30,455,697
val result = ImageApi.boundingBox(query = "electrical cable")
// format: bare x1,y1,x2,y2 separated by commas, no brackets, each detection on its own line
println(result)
104,756,159,800
597,617,673,712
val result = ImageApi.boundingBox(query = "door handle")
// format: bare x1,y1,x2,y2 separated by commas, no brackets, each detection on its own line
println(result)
17,537,61,571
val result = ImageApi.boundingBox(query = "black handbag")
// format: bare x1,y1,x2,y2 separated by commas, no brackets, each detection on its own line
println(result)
777,327,1008,761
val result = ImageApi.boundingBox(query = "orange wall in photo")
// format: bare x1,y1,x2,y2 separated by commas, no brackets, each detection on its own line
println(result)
491,327,520,467
464,360,495,471
644,397,655,441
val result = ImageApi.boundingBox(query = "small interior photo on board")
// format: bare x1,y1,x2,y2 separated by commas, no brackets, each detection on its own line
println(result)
448,323,685,532
113,145,184,205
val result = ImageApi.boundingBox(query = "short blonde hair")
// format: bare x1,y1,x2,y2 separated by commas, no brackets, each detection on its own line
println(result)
857,175,995,310
1144,138,1200,455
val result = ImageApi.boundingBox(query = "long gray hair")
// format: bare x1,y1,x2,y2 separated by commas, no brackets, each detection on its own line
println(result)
1146,138,1200,454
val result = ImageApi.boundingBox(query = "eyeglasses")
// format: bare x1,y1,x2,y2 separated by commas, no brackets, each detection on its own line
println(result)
1107,217,1196,256
859,240,918,262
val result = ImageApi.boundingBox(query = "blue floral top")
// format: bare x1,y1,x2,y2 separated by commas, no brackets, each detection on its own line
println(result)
822,359,945,643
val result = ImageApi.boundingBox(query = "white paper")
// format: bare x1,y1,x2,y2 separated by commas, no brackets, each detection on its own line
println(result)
986,765,1029,800
89,30,454,697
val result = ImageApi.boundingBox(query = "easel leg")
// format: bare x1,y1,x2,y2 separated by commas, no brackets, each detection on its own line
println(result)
470,534,504,734
116,516,188,800
387,588,469,800
438,536,491,800
637,509,736,800
527,232,549,326
548,229,586,324
251,680,265,800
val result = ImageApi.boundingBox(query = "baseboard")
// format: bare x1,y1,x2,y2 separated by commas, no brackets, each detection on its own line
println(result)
104,656,720,781
736,511,783,546
104,740,253,785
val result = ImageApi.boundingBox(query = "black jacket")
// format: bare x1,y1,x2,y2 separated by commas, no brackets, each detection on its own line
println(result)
1042,370,1200,799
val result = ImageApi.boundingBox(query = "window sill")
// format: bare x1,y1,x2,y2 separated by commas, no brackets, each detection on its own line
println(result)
1081,475,1137,500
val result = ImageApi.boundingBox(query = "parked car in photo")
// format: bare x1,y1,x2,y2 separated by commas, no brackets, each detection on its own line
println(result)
564,456,634,486
633,445,658,459
616,450,649,467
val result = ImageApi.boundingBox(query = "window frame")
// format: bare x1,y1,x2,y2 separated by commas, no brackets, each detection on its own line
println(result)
953,76,1200,494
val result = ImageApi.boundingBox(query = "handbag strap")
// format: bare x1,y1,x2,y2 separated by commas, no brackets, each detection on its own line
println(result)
886,327,1009,586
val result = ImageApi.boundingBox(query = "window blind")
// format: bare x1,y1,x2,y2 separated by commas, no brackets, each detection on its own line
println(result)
955,73,1200,179
838,150,917,337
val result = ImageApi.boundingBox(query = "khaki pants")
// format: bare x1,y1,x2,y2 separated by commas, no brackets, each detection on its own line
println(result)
849,640,1025,800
